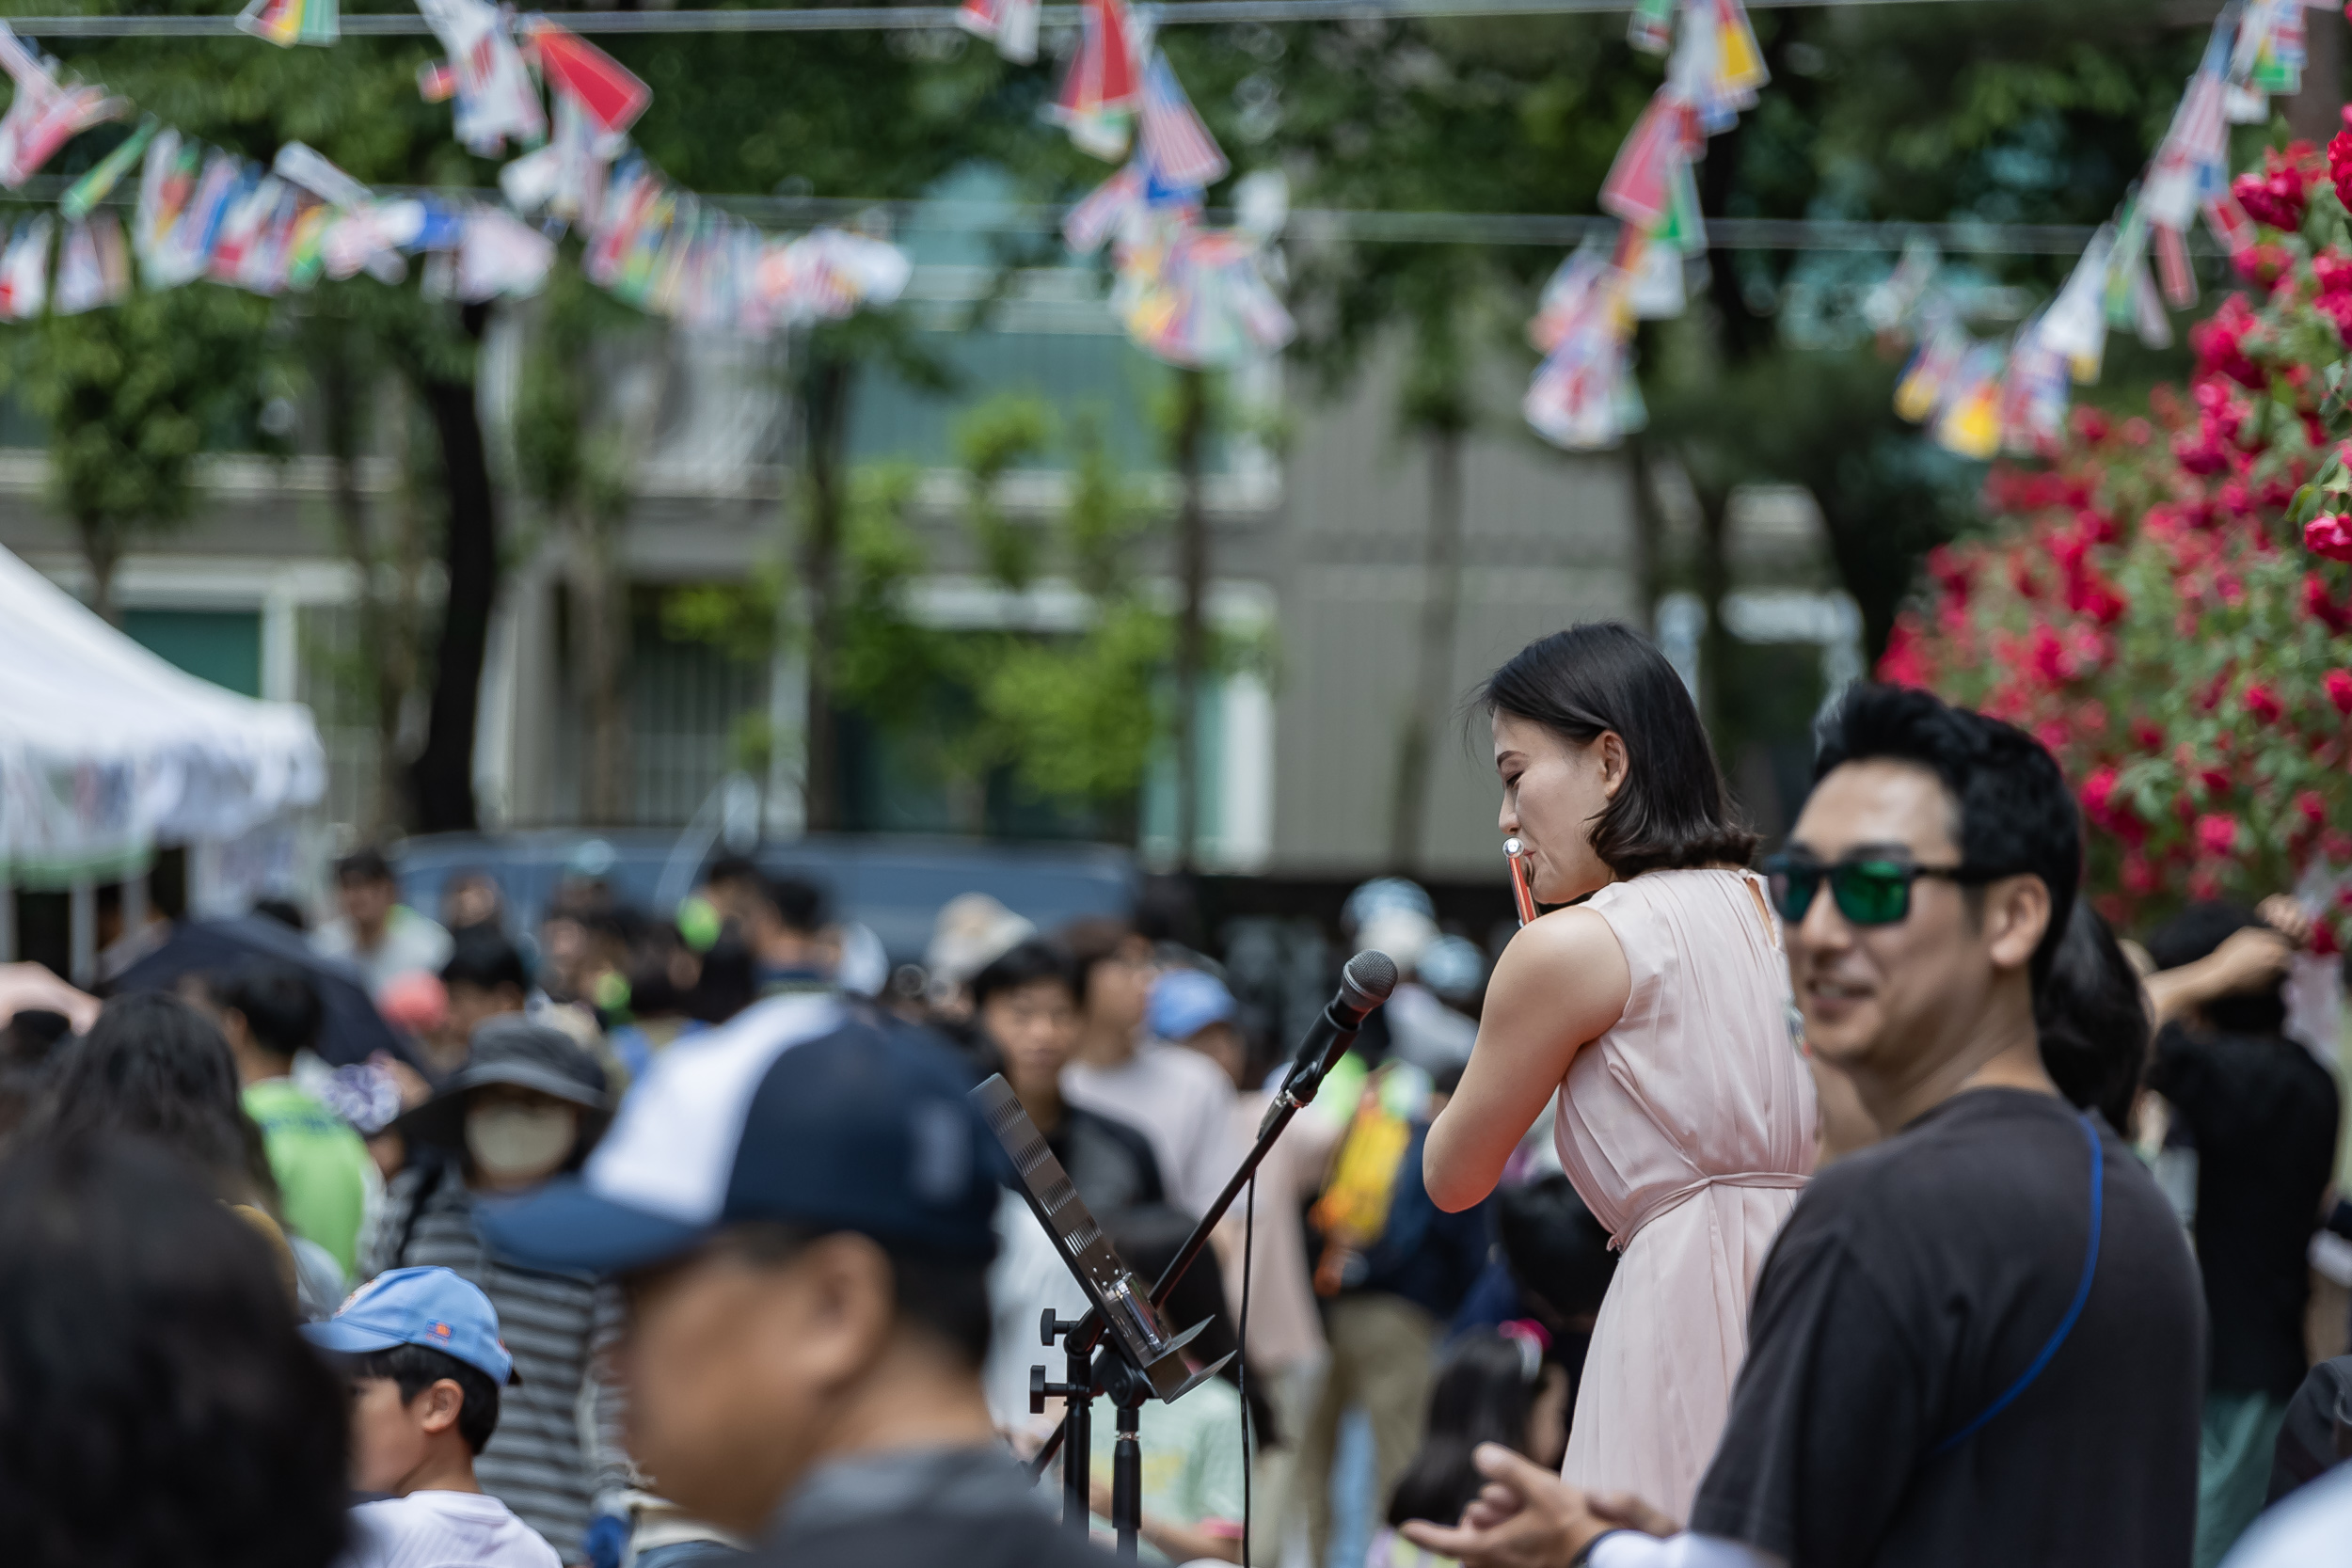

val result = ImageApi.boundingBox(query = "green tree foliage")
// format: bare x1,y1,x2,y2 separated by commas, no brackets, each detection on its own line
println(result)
3,285,271,622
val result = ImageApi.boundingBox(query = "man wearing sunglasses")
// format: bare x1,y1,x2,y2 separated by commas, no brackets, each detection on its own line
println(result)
1405,684,2203,1568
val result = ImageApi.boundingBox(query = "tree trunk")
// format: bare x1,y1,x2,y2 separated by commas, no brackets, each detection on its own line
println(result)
1391,425,1465,872
1171,369,1211,872
80,518,120,626
318,330,411,834
1626,430,1663,636
570,510,632,825
1695,483,1733,746
408,305,498,835
799,351,851,833
2287,5,2344,147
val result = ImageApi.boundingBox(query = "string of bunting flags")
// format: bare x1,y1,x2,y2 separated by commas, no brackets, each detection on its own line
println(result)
0,0,1290,372
1520,0,1767,450
962,0,1296,367
1869,0,2302,461
0,3,917,331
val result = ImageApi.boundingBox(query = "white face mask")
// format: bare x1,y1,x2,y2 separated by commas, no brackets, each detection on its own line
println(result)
465,1102,578,1183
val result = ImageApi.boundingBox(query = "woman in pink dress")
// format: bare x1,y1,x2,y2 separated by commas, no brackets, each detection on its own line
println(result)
1425,624,1817,1522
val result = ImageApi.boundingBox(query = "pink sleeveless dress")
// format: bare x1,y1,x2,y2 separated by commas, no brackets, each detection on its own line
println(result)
1553,868,1817,1521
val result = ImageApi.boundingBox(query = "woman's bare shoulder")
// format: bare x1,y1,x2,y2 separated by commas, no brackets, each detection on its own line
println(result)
1488,906,1631,1025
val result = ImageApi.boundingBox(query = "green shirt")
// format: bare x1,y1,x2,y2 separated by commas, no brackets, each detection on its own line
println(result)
1089,1372,1248,1563
243,1078,373,1279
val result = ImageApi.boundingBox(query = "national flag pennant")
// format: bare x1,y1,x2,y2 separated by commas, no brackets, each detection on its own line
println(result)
413,0,546,156
522,17,651,138
60,116,156,222
236,0,339,48
1049,0,1143,160
1627,0,1675,55
2153,222,2196,308
1598,89,1693,232
1708,0,1767,99
1137,51,1227,194
1931,344,2006,460
0,23,130,189
1064,163,1143,255
958,0,1041,65
2202,189,2256,257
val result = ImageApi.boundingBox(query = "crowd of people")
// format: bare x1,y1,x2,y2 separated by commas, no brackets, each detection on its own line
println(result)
0,626,2345,1568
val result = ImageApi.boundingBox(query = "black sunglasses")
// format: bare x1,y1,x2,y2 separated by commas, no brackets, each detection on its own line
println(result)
1761,853,2002,927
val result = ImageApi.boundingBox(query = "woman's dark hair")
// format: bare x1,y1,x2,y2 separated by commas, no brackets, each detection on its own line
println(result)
0,1138,350,1568
1483,624,1756,877
217,961,324,1060
687,934,757,1025
1812,683,2081,989
970,939,1079,1011
439,931,530,995
1386,1332,1541,1529
2036,902,2152,1133
22,994,274,1209
1107,1207,1276,1445
347,1343,501,1455
2146,901,2290,1037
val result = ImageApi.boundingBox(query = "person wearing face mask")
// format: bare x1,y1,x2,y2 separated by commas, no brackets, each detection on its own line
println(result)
1422,624,1817,1523
360,1018,627,1565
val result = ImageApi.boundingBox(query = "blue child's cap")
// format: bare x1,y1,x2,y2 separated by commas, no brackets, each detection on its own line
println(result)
1148,968,1236,1043
303,1265,517,1386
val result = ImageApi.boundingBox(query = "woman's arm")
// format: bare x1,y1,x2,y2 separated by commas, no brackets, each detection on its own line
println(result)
1424,908,1631,1213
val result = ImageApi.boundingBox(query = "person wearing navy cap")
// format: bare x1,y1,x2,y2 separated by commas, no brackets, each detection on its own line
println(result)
305,1265,562,1568
478,991,1110,1567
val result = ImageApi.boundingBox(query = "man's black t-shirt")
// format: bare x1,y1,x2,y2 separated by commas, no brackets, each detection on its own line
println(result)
1689,1088,2204,1568
757,1445,1107,1568
2146,1023,2341,1400
1051,1103,1167,1219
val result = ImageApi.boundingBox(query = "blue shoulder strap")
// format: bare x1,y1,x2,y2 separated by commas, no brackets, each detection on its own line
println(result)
1931,1112,2105,1455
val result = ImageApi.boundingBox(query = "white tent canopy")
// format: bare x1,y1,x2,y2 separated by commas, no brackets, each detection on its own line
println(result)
0,544,326,883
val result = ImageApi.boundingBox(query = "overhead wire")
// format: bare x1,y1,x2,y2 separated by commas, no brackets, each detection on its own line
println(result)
1,0,2040,38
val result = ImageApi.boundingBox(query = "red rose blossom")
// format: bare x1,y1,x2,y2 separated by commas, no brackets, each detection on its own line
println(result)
2196,814,2240,858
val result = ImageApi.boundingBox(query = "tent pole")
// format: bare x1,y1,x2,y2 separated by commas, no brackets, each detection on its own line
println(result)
69,879,95,988
122,866,148,943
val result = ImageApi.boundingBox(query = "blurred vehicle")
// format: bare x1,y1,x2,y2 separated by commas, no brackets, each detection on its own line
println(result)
389,832,1137,967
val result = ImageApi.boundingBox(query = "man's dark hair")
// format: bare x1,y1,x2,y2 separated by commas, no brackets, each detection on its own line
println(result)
346,1342,501,1455
23,993,269,1206
219,961,324,1060
2037,902,2153,1132
334,847,394,886
249,897,309,933
970,939,1079,1011
440,931,530,995
1811,684,2081,989
0,1138,349,1568
763,874,826,936
729,1223,993,1370
1482,624,1758,877
1059,916,1140,1006
701,854,762,894
2146,901,2289,1037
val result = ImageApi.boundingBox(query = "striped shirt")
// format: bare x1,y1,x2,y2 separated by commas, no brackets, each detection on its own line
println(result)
361,1157,628,1560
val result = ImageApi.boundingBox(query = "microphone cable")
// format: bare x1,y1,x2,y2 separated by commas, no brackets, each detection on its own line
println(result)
1238,1169,1255,1568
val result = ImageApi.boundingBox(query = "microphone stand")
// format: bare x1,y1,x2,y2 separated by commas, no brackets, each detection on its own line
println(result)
1023,967,1391,1554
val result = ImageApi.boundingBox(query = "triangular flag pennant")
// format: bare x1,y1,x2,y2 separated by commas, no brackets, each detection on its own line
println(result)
1050,0,1143,159
957,0,1041,65
237,0,339,48
1137,52,1227,194
523,18,651,138
1598,92,1685,231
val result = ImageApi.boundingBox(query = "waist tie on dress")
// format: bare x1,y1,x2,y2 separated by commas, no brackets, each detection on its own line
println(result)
1608,1170,1809,1253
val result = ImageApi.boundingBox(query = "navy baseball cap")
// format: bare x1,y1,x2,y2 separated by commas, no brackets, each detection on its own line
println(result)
304,1266,517,1386
477,995,1003,1275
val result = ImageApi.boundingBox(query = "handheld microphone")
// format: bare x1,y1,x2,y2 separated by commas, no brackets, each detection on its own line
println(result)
1272,949,1399,1117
